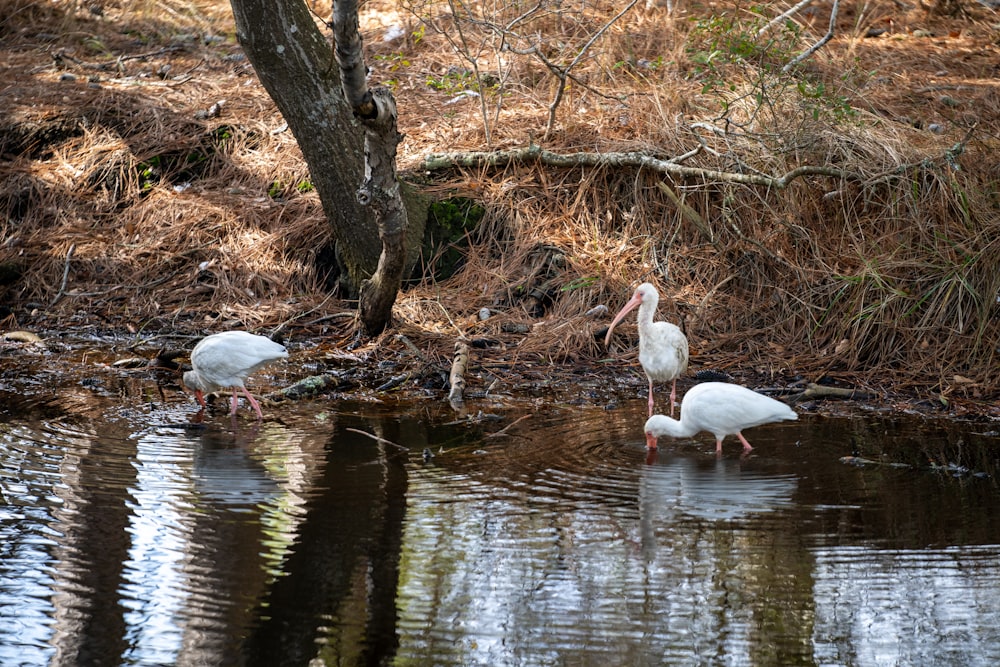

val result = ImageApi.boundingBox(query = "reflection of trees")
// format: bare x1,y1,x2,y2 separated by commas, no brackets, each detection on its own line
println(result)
638,455,814,665
243,415,411,667
3,391,415,666
10,388,1000,665
46,411,135,666
170,421,319,663
812,544,1000,665
804,415,1000,548
40,408,334,667
393,415,820,665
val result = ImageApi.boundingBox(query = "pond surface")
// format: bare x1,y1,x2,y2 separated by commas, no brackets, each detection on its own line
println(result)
2,355,1000,666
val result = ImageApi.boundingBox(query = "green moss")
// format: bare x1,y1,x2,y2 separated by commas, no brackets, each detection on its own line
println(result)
420,197,485,281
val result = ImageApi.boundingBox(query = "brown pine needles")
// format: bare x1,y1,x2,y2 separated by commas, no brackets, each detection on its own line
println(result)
1,0,999,409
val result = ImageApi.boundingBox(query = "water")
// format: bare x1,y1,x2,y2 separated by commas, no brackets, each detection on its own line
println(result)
2,371,1000,666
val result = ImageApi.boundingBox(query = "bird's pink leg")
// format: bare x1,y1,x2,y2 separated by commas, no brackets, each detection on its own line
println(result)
194,390,207,408
737,433,753,453
647,379,655,417
230,389,240,416
669,379,678,418
240,386,264,420
715,438,724,454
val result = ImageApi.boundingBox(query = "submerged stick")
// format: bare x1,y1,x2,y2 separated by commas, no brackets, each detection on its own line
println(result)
448,341,470,408
269,374,350,401
345,427,407,451
485,414,532,439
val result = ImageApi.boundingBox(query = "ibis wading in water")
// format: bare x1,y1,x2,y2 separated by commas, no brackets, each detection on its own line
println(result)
183,331,288,419
643,381,797,454
605,282,689,417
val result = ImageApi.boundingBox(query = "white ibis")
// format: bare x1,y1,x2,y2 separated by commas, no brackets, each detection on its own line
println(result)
182,331,288,419
605,282,689,417
643,381,798,454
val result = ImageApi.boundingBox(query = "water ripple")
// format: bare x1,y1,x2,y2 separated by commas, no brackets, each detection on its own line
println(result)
812,544,1000,666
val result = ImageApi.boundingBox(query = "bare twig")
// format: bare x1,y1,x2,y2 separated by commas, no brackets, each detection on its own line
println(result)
396,334,428,362
345,427,408,450
46,271,180,300
485,414,531,438
442,0,495,146
301,312,357,327
274,290,337,331
49,244,75,307
537,0,639,139
757,0,815,39
782,0,839,73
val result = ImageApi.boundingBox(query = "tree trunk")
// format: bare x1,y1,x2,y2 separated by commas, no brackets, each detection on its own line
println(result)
229,0,381,292
332,0,409,336
353,88,408,335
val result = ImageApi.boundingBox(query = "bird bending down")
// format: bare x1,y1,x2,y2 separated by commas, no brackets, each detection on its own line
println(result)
182,331,288,419
605,282,689,417
644,382,797,454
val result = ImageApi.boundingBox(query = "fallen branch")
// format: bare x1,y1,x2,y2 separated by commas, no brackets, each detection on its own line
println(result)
839,455,911,469
396,333,427,362
377,373,411,392
448,341,470,408
1,331,45,345
656,182,713,241
789,382,876,403
422,145,849,189
269,373,352,401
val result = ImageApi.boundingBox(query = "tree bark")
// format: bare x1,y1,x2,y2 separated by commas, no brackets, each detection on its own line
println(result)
229,0,381,291
354,88,408,335
333,0,409,336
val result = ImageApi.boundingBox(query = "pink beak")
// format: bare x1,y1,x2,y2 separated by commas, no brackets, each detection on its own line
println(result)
604,292,643,346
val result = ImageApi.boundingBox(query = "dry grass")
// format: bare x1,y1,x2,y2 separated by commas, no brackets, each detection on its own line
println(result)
2,0,999,411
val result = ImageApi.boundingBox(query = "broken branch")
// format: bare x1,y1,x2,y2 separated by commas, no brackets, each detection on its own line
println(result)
448,341,470,408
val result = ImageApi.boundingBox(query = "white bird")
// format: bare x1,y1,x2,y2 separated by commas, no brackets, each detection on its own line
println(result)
182,331,288,419
644,382,798,454
605,282,689,417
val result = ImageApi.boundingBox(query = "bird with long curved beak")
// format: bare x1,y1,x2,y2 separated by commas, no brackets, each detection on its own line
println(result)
182,331,288,419
644,382,798,454
605,282,689,417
